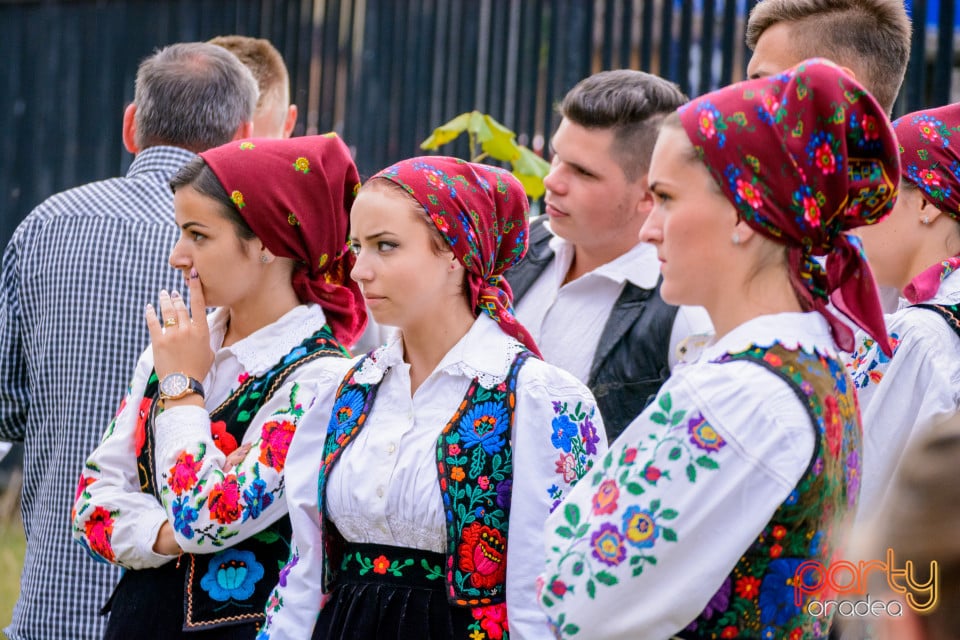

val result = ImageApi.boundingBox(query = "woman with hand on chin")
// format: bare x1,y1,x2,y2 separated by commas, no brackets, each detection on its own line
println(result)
72,135,365,639
259,157,605,640
848,102,960,523
538,59,898,639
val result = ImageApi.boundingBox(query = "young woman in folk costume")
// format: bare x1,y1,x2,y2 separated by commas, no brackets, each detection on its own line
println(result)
847,102,960,522
538,59,898,639
258,157,606,640
71,134,366,638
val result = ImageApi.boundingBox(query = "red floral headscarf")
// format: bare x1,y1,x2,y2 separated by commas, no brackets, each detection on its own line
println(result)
200,134,366,347
679,58,899,355
893,103,960,220
371,156,541,356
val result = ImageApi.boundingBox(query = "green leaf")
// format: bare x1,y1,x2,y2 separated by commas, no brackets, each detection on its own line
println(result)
686,463,697,482
650,413,668,425
696,455,719,470
237,410,251,423
660,509,678,520
554,526,575,539
658,393,672,413
574,524,590,538
564,503,580,527
670,411,686,426
649,498,660,512
563,623,581,636
632,565,645,577
511,147,550,198
669,447,682,460
595,570,618,586
252,529,281,544
586,579,596,600
420,112,473,149
542,595,554,608
626,482,645,496
663,527,677,542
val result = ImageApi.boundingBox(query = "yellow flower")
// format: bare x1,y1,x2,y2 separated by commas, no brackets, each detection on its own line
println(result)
287,212,300,226
318,253,328,268
239,141,255,150
231,191,245,209
469,629,486,640
294,157,310,173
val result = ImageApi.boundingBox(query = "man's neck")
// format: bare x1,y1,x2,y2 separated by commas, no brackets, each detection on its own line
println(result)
564,242,635,285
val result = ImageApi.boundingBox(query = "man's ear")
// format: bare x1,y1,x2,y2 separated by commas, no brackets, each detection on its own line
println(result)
282,104,298,138
232,120,254,141
122,104,139,154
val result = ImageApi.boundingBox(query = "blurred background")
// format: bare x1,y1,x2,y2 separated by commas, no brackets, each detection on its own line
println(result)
0,0,958,624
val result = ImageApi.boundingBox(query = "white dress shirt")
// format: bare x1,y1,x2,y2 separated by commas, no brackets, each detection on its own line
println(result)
261,315,607,640
539,313,838,639
514,226,712,382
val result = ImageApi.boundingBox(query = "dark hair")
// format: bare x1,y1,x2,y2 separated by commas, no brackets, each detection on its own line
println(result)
134,42,258,152
169,157,256,241
745,0,910,114
559,69,688,181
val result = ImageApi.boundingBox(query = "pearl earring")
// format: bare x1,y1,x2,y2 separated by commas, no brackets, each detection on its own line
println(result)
260,254,269,263
922,216,930,225
731,231,741,245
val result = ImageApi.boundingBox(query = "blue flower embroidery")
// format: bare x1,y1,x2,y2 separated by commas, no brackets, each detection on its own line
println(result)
551,415,576,452
243,478,274,521
759,559,804,625
281,346,308,365
332,389,365,431
200,549,265,602
458,401,509,455
172,497,198,539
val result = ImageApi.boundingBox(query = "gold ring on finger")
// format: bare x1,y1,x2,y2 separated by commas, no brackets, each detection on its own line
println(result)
164,317,178,327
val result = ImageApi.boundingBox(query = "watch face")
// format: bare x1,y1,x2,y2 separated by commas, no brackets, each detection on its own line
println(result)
160,372,189,398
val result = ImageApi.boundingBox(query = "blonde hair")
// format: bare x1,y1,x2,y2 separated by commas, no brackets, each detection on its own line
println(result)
209,35,291,110
745,0,910,114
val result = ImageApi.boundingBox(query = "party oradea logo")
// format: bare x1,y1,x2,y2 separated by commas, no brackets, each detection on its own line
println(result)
793,548,938,618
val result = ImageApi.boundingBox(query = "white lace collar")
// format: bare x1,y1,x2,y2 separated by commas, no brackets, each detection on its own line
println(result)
209,304,329,375
687,312,839,364
354,315,526,388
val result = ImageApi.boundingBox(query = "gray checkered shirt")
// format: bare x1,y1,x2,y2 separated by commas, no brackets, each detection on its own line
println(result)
0,146,195,639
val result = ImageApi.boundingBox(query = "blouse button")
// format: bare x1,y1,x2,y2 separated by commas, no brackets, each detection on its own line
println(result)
387,443,396,454
376,485,385,498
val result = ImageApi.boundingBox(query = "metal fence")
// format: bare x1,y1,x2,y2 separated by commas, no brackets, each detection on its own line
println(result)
1,0,957,248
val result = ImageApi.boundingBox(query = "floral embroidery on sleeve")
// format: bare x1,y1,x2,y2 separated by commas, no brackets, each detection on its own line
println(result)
546,400,600,512
848,332,900,389
541,392,725,634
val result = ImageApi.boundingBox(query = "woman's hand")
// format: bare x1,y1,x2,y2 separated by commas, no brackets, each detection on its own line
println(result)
145,269,214,382
152,521,181,556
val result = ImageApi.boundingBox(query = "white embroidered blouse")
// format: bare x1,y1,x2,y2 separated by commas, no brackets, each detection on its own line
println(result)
260,314,607,640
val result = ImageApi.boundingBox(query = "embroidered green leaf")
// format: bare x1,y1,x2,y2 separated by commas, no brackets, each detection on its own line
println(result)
563,623,581,636
649,499,660,512
646,555,657,565
662,527,678,542
572,561,585,576
249,391,262,400
573,401,585,420
237,410,251,423
574,524,590,538
650,412,668,425
422,558,444,580
660,509,678,520
555,526,575,539
595,571,618,586
542,595,554,607
670,411,686,426
669,447,682,460
659,393,672,413
632,565,645,577
470,446,487,478
253,529,281,544
686,463,697,482
695,455,719,470
586,579,596,599
564,503,581,527
626,482,645,496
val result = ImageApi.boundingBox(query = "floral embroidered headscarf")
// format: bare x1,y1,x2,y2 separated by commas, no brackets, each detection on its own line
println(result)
679,58,899,355
200,134,366,347
893,103,960,220
371,156,541,356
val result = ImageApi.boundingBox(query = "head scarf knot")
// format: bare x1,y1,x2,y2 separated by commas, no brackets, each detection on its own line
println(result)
679,58,900,355
893,103,960,220
200,134,367,347
372,156,541,356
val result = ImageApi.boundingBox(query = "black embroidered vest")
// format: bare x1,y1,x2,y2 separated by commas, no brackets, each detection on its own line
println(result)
132,326,347,631
318,349,533,607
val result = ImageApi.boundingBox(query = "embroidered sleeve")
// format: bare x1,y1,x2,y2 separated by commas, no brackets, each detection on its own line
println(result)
153,373,334,553
537,371,812,639
506,361,607,640
71,350,176,570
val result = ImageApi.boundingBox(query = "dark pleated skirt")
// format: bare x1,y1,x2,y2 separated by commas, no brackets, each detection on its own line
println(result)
102,560,260,640
313,543,482,640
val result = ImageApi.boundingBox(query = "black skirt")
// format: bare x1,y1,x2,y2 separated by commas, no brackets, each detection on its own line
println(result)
313,542,507,640
102,560,260,640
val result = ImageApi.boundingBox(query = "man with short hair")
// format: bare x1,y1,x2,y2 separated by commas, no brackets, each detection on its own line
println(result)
0,42,257,639
508,69,712,441
210,34,298,138
746,0,911,116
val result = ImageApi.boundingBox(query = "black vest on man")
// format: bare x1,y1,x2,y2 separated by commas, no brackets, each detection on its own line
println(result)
506,217,679,441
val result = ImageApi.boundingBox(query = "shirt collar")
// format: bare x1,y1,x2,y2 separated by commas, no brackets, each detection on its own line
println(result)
690,312,838,364
544,220,660,288
210,303,329,374
126,145,197,179
902,255,960,304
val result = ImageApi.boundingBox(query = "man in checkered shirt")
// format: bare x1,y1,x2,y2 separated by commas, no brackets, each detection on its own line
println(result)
0,42,258,639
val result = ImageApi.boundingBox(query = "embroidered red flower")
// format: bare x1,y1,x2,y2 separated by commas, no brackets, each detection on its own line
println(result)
721,626,739,638
770,544,783,558
735,576,762,600
549,579,568,597
210,420,238,456
620,447,638,465
699,110,718,139
74,474,95,502
772,525,786,540
237,372,250,385
134,397,153,456
84,506,116,563
477,475,490,490
448,443,461,456
555,452,577,483
823,395,843,458
458,523,506,590
471,602,508,640
209,475,242,524
372,555,390,575
592,479,619,515
736,178,763,210
259,420,296,472
643,464,662,484
167,451,202,494
814,142,837,174
861,113,880,141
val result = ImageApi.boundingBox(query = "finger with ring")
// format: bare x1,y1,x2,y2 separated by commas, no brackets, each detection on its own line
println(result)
164,317,178,327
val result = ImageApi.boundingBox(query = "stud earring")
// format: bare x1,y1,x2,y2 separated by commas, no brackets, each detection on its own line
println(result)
731,231,741,245
922,216,930,225
260,254,269,263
